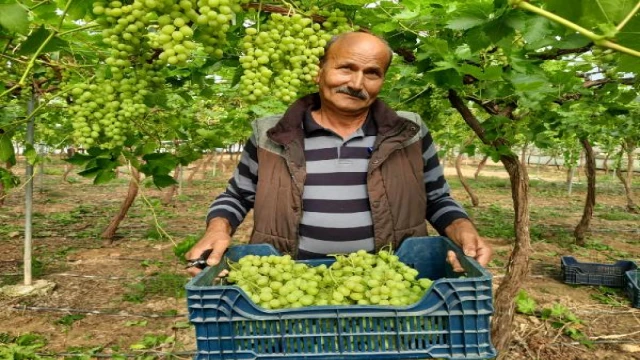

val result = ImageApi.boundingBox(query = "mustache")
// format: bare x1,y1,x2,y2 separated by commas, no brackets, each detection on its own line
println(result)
335,86,368,100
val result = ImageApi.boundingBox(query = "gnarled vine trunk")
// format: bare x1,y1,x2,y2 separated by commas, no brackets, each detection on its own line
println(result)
101,166,140,242
492,154,532,358
602,152,610,174
520,143,528,165
448,90,532,358
474,155,488,179
616,144,638,212
162,165,181,205
456,152,479,207
62,148,75,182
200,153,214,177
574,138,596,246
188,156,208,184
215,151,227,175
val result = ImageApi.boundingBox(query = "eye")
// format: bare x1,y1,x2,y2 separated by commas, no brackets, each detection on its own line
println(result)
365,70,382,78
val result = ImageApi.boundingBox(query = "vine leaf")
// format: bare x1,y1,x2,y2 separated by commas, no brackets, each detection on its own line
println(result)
65,152,93,166
395,8,420,21
372,22,397,33
617,13,640,50
94,169,117,185
0,3,29,34
17,26,68,56
23,144,38,165
445,2,493,30
521,15,555,44
65,0,94,20
0,133,16,166
151,174,177,188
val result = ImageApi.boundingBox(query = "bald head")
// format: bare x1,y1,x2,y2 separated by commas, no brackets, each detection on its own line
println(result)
319,32,393,74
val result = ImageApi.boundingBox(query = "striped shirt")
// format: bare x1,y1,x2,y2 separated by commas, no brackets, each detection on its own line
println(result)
297,111,377,259
207,110,468,259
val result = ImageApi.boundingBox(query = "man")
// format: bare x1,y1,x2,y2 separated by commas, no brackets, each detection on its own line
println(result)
186,31,491,275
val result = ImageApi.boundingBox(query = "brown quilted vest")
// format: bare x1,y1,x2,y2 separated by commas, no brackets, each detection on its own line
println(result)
249,93,428,258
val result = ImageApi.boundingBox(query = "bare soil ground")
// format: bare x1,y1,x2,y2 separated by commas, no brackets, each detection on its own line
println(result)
0,156,639,359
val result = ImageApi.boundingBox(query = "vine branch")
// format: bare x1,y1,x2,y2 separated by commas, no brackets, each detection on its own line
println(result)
529,45,593,60
617,1,640,31
58,23,101,37
514,1,640,58
448,89,490,145
16,0,75,87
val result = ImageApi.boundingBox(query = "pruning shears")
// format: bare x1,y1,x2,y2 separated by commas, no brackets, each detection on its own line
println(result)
185,248,213,270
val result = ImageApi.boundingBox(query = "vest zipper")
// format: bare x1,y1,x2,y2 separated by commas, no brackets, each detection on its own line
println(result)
283,144,302,259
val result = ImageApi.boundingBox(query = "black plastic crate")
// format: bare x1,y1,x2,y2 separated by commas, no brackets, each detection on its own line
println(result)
625,270,640,308
560,256,637,288
186,236,495,359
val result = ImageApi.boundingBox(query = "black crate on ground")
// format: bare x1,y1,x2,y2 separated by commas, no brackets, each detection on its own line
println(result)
186,236,496,360
560,256,637,288
625,270,640,308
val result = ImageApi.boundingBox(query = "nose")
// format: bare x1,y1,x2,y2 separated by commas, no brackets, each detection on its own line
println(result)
349,71,364,90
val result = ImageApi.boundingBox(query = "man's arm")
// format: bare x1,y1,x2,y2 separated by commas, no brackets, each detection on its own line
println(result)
186,135,260,276
420,124,469,233
419,124,491,268
206,134,259,232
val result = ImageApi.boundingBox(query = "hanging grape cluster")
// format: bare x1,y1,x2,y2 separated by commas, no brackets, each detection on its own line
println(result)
67,66,161,147
239,9,355,103
226,249,434,309
95,0,242,66
66,0,245,149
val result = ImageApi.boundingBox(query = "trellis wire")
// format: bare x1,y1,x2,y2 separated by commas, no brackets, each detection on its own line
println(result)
49,273,145,280
12,305,187,318
36,350,195,358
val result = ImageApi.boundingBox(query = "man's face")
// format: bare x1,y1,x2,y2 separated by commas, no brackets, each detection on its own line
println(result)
315,33,390,115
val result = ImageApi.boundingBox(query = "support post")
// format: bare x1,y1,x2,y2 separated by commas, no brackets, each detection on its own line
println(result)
24,92,36,286
568,167,575,195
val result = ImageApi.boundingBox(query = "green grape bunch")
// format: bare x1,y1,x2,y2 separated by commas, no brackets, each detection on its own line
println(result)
66,64,161,148
225,249,434,310
64,0,249,149
239,8,355,103
93,0,245,66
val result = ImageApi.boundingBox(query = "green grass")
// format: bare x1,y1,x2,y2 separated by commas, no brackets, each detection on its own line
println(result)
596,206,640,221
43,167,64,176
55,314,86,327
590,286,627,307
47,212,78,226
0,223,22,237
0,258,45,286
467,203,514,240
0,333,47,359
123,272,189,303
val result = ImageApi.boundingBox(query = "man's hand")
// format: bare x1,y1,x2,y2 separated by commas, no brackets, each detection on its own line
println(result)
185,218,232,277
444,218,492,272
